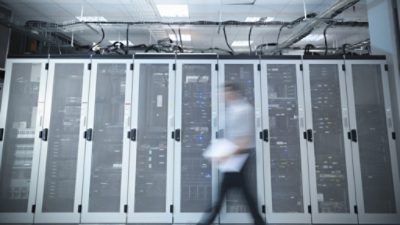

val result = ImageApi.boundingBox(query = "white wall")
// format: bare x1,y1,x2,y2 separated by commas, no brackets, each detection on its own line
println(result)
367,0,400,179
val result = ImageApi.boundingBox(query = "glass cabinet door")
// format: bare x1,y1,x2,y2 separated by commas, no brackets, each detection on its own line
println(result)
346,61,400,224
303,61,357,224
174,60,218,223
35,60,90,223
81,61,131,223
0,60,47,223
261,61,310,224
219,61,265,224
128,60,175,223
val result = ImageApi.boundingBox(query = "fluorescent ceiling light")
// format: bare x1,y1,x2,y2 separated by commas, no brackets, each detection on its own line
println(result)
245,17,261,22
169,34,191,42
303,34,324,42
232,40,253,47
109,40,134,46
245,17,274,22
263,17,275,22
157,4,189,17
76,16,107,22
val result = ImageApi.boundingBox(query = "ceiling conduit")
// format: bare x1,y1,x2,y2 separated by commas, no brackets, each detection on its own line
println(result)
267,0,360,54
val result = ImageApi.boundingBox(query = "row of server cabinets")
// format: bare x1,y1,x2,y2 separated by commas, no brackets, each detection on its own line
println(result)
0,54,399,224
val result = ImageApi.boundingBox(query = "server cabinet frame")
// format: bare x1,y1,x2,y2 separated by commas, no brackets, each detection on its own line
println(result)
127,57,175,223
173,57,219,224
0,58,48,223
80,59,133,223
344,59,400,224
303,58,358,224
34,59,91,223
259,58,311,224
218,58,265,224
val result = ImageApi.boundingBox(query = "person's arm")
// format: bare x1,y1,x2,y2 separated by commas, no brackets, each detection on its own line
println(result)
232,136,251,154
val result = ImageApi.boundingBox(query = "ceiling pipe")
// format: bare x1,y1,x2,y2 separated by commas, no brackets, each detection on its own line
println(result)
267,0,360,54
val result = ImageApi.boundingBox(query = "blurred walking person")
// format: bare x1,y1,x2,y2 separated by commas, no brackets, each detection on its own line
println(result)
199,82,266,225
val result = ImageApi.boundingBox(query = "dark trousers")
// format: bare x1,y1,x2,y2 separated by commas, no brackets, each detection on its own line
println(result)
198,164,265,225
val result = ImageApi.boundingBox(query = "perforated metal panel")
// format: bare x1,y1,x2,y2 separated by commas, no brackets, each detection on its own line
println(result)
134,64,169,212
309,64,350,213
88,64,126,212
0,63,41,212
42,63,84,212
351,64,396,213
180,64,213,213
223,64,257,213
267,64,303,213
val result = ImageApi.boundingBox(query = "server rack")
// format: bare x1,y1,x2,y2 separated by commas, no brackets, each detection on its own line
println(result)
173,54,219,223
217,56,265,224
259,56,311,224
80,58,133,223
303,56,358,224
0,54,398,225
127,54,175,223
34,58,91,223
344,57,400,224
0,59,48,223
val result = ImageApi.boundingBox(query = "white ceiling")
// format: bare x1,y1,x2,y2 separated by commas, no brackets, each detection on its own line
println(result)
0,0,370,52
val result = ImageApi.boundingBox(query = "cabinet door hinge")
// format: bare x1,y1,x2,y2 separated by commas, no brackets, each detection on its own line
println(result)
170,204,174,213
127,129,137,141
45,63,49,70
130,63,134,70
173,64,176,71
350,129,357,142
308,205,312,214
259,129,269,142
39,128,48,141
174,129,181,142
354,205,358,214
300,64,303,71
78,204,82,213
215,64,219,71
303,129,313,142
124,204,128,213
88,63,92,70
342,64,346,71
83,128,93,141
31,204,36,213
0,128,4,141
257,64,261,71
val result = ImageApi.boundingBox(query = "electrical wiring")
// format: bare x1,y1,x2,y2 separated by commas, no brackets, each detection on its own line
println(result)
168,25,181,52
22,18,369,56
178,27,183,48
276,25,285,46
126,24,130,55
223,26,234,54
323,23,335,55
55,20,289,27
90,24,105,52
276,12,318,45
304,44,316,55
248,25,253,54
342,43,350,55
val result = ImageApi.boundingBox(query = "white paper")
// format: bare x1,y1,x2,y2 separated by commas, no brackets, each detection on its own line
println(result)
203,139,248,172
203,139,238,159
